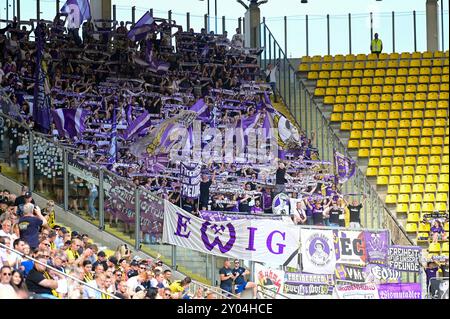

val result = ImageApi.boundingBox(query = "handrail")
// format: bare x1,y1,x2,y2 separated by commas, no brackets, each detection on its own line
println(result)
187,281,239,299
0,242,119,299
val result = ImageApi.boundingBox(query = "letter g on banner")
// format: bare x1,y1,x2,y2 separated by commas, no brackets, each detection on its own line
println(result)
266,231,286,255
200,221,236,253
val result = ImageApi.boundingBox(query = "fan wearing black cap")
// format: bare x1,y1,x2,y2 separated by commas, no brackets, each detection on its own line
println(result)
15,189,35,217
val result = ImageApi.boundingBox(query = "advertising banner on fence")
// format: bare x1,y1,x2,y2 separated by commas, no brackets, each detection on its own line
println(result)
377,283,422,299
283,272,334,297
255,264,285,299
334,283,379,299
364,230,389,264
334,264,401,284
387,245,422,272
334,230,367,266
163,202,300,264
105,177,164,239
301,229,336,274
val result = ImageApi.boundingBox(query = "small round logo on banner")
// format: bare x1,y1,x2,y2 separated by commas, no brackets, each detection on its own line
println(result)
307,234,332,266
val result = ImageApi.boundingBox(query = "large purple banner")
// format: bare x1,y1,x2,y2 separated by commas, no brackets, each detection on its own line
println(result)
364,230,389,264
334,150,356,184
377,283,422,299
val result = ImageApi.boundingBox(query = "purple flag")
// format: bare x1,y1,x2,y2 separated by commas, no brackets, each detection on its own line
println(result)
334,150,356,183
123,111,152,140
145,39,170,72
33,25,51,133
364,230,389,264
128,11,154,41
52,108,89,138
61,0,91,28
180,162,201,199
262,111,274,138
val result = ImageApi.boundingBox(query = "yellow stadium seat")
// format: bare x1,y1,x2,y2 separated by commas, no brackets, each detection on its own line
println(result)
410,193,422,203
439,174,449,184
415,165,427,175
392,157,404,165
426,174,438,183
319,71,330,79
405,223,418,233
385,194,397,204
443,242,449,253
340,122,351,130
407,212,420,223
422,127,433,136
377,176,389,185
337,87,348,95
397,203,408,213
348,140,359,148
374,129,386,137
393,147,405,157
358,149,369,158
375,69,386,77
428,243,441,254
412,183,424,193
399,60,410,68
432,137,443,146
360,139,371,149
354,112,366,121
410,59,421,67
437,193,448,202
419,222,431,232
364,69,375,77
425,184,437,192
420,67,431,75
404,156,416,165
383,139,395,148
325,87,337,95
436,202,448,211
421,59,432,67
422,203,434,213
389,175,401,184
417,156,429,165
423,193,435,203
351,78,361,86
363,121,375,129
387,185,400,194
382,148,393,157
400,184,412,193
429,165,440,174
438,184,449,193
378,167,390,175
406,147,418,156
419,147,430,155
323,96,335,104
315,88,325,96
351,121,364,130
370,148,382,157
330,113,342,122
409,67,420,75
407,76,418,84
308,72,319,80
414,175,425,184
367,103,378,111
437,108,448,118
399,120,410,128
401,175,413,184
397,194,409,203
350,131,362,139
368,157,380,167
366,167,378,177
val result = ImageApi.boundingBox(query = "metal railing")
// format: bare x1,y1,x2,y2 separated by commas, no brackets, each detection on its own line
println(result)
259,21,414,247
257,284,290,299
0,242,118,299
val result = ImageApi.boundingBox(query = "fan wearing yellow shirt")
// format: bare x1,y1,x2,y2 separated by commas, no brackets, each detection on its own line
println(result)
169,276,191,299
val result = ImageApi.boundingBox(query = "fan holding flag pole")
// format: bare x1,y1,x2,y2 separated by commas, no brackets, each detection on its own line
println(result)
60,0,91,46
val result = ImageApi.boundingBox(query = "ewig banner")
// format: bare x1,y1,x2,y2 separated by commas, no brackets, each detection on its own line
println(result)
163,201,300,264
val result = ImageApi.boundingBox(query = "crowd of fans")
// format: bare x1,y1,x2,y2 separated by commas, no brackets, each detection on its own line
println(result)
0,185,217,299
0,12,369,229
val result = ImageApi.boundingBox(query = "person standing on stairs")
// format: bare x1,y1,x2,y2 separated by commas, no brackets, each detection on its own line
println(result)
265,60,280,102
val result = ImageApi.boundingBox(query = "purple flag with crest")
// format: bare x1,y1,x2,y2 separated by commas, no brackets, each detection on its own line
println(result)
334,150,356,183
61,0,91,28
123,111,152,140
364,230,389,264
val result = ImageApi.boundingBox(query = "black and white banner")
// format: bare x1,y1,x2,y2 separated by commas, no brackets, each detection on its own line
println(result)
180,162,201,199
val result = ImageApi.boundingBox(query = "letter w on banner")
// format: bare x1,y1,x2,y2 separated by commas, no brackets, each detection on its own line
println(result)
334,150,356,184
163,201,299,265
300,228,336,274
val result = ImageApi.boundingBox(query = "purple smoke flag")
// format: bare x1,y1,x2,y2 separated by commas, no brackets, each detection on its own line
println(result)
189,98,209,120
334,150,356,183
128,11,154,41
61,0,91,28
123,111,152,140
52,108,89,138
108,99,118,166
33,24,51,133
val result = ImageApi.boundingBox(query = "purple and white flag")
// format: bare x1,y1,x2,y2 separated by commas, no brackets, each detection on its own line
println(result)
364,230,389,264
145,40,170,72
52,108,89,138
128,11,154,41
108,99,118,166
334,150,356,184
61,0,91,28
123,111,152,140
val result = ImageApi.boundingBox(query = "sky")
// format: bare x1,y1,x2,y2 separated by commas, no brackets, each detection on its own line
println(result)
1,0,448,56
